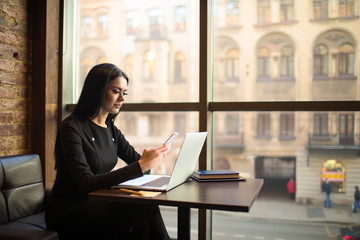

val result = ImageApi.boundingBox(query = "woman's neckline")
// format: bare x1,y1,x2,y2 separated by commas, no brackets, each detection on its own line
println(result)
88,118,108,129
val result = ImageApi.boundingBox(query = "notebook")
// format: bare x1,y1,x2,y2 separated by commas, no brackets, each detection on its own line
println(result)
116,132,207,192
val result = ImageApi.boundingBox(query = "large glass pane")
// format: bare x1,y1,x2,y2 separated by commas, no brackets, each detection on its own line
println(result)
213,1,359,101
113,112,199,174
71,0,199,104
212,111,360,238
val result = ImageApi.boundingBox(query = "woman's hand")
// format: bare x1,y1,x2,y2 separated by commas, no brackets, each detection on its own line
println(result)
138,144,171,173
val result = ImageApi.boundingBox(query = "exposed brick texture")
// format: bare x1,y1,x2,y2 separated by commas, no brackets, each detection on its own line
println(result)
0,0,32,156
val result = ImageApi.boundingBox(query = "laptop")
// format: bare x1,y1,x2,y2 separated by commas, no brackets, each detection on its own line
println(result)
116,132,207,192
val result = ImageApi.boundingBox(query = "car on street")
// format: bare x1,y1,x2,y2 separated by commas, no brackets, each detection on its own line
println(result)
338,224,360,240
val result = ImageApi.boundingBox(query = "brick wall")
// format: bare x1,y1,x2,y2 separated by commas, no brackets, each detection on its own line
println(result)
0,0,32,156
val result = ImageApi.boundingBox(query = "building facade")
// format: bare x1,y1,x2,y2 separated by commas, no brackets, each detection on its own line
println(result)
73,0,360,204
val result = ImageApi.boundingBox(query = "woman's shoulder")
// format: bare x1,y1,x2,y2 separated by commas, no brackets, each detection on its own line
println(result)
60,114,89,131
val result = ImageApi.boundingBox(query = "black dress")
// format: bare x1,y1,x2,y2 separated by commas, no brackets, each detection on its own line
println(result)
45,115,170,240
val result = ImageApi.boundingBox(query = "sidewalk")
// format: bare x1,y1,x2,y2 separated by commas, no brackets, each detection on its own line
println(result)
232,198,360,225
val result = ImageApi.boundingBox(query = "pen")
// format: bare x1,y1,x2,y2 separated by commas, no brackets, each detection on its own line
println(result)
118,188,144,196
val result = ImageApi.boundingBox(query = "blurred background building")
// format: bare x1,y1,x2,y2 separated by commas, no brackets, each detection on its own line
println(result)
64,0,360,205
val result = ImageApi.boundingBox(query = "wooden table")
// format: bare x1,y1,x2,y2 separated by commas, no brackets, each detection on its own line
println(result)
90,178,263,240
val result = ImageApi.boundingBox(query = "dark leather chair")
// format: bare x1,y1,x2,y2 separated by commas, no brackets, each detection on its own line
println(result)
0,154,58,240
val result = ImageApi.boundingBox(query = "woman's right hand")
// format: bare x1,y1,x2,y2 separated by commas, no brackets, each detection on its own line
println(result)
138,144,171,173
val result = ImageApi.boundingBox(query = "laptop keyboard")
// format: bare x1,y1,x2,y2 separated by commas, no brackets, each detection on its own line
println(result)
141,176,170,187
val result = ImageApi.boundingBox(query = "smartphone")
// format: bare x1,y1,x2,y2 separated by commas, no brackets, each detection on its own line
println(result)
163,132,179,145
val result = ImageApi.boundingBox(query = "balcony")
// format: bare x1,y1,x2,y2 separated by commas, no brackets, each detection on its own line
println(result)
135,26,168,40
213,133,245,151
307,133,360,153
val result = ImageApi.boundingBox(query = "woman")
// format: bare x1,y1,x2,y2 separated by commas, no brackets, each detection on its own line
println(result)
45,63,171,240
286,177,295,200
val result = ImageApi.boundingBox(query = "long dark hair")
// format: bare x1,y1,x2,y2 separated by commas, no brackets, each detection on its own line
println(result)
72,63,129,120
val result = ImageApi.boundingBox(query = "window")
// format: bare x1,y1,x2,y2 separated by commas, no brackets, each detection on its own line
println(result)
174,113,186,133
81,16,92,39
126,11,138,35
226,49,240,82
321,160,345,193
174,6,187,31
149,8,164,39
63,1,360,239
174,52,186,83
279,113,295,138
121,114,137,135
257,0,271,24
280,0,294,22
280,45,294,78
313,30,356,89
314,44,328,77
148,114,161,136
338,43,355,76
226,113,239,135
313,113,329,137
313,0,328,19
257,47,270,79
226,1,240,26
97,14,108,38
257,113,271,137
339,0,355,17
339,113,354,145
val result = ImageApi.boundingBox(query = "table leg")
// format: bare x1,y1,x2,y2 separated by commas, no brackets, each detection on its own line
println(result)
178,207,190,240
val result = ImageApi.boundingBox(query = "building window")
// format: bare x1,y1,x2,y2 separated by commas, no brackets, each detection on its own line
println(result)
126,11,138,35
148,114,161,136
124,114,137,135
280,45,294,78
174,6,187,31
174,52,186,83
280,0,294,22
313,0,328,19
81,16,92,39
321,159,345,193
338,43,355,76
339,114,354,145
339,0,355,17
279,113,294,138
97,14,108,38
226,1,240,26
174,113,186,133
313,113,329,137
226,113,239,135
257,0,271,24
149,8,164,39
314,44,328,77
143,51,155,82
257,47,270,80
226,49,240,82
257,113,271,138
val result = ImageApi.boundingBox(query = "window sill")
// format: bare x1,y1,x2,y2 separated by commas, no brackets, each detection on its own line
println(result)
279,136,296,140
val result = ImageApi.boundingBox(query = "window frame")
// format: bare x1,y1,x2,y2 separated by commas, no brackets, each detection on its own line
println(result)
61,1,360,239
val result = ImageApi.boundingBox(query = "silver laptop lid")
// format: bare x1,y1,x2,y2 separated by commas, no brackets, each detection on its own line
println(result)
166,132,207,191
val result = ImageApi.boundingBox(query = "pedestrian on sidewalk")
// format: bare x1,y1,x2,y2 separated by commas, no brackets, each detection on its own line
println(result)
353,185,360,213
321,179,332,208
287,178,296,200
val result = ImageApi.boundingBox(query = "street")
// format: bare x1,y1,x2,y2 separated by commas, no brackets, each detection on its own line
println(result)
161,207,341,240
